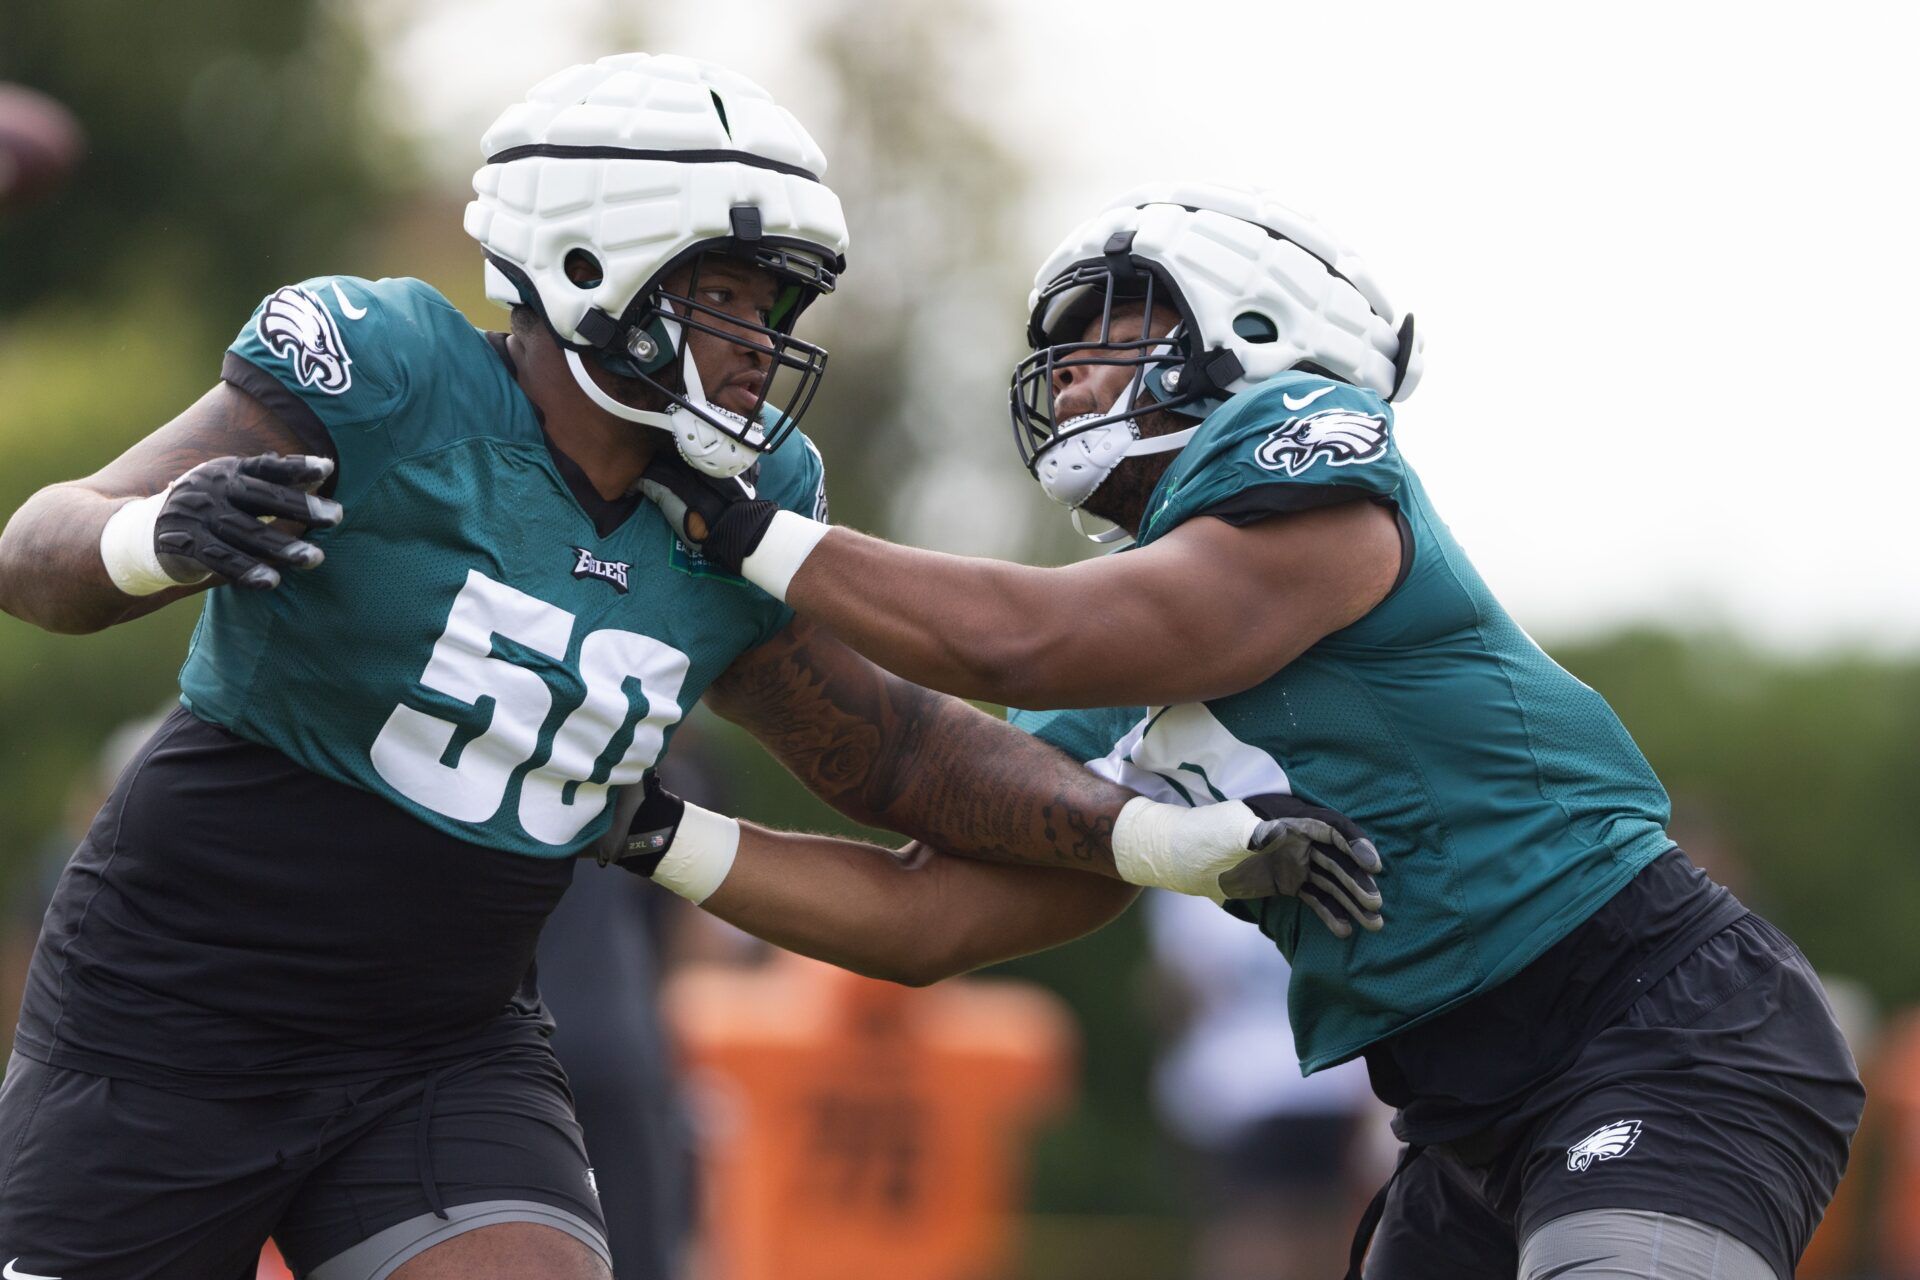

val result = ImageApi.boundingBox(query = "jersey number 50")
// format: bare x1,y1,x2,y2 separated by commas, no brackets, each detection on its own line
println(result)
369,569,689,847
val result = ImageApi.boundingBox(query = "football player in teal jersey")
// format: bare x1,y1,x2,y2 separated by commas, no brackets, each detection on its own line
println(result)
0,59,1378,1280
640,185,1863,1280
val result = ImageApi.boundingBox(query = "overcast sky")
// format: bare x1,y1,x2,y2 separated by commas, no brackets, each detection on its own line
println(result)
383,0,1919,649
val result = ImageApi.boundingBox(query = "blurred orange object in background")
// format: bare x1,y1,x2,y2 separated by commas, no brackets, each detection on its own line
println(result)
1872,1011,1920,1278
667,954,1074,1280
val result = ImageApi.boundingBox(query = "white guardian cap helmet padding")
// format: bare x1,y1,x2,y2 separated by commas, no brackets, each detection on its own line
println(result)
1012,181,1423,510
465,53,849,477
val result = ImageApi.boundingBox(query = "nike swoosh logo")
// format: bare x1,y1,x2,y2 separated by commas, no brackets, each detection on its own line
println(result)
1281,385,1337,411
329,280,368,321
5,1259,63,1280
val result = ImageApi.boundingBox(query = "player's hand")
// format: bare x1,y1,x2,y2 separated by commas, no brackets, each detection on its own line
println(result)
591,771,688,876
151,453,341,590
1224,793,1384,938
636,451,778,575
1112,794,1384,938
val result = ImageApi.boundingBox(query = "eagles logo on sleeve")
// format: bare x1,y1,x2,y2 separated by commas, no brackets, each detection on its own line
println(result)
1256,408,1390,477
258,285,354,394
1565,1119,1643,1172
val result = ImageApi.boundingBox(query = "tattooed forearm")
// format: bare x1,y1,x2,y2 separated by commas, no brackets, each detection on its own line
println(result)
707,619,1136,876
1044,795,1115,865
0,382,309,634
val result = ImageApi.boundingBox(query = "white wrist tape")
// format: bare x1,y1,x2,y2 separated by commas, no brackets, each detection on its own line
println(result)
739,509,832,603
99,488,205,596
1111,795,1260,897
652,802,741,905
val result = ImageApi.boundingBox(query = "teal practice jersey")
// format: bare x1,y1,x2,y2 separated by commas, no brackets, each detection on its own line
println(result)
1011,373,1675,1072
185,275,825,857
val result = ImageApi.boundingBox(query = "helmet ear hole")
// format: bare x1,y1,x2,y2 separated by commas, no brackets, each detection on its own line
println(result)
563,249,605,289
1232,312,1279,344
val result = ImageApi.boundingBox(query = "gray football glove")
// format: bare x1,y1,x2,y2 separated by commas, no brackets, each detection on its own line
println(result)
1221,793,1385,938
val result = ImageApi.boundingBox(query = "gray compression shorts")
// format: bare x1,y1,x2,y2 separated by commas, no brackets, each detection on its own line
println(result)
308,1200,611,1280
1519,1209,1777,1280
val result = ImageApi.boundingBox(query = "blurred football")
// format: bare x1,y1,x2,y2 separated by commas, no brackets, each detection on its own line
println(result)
0,83,84,213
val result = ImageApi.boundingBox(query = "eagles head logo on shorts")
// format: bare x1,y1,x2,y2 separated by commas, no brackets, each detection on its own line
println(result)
1566,1119,1642,1172
258,285,353,394
1256,408,1390,477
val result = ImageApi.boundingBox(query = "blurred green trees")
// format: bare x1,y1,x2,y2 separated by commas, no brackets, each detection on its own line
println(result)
0,0,398,864
1555,630,1920,1002
0,0,399,317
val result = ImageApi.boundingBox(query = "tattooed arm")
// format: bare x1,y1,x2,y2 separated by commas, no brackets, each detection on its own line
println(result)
0,383,315,634
705,617,1132,874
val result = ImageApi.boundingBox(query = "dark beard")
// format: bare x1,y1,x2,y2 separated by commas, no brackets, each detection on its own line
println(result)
1076,405,1188,534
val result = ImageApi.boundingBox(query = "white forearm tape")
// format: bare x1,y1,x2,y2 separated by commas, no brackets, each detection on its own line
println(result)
1110,795,1257,896
739,509,832,603
653,802,741,905
99,489,204,596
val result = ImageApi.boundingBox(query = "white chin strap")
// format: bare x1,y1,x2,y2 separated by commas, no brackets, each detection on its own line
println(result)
1032,342,1196,515
1070,509,1133,546
1033,401,1196,514
561,309,763,480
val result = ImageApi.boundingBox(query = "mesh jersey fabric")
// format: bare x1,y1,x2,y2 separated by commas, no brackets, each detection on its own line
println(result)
1010,372,1674,1071
194,274,826,857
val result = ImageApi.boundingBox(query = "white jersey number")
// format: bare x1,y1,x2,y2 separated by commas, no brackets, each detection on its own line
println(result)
370,569,689,845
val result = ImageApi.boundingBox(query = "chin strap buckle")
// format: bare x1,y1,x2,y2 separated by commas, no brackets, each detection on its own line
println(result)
575,307,620,349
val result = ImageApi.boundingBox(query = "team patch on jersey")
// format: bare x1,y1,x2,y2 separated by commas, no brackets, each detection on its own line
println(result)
570,546,631,593
1566,1119,1642,1171
257,285,353,394
1255,407,1389,477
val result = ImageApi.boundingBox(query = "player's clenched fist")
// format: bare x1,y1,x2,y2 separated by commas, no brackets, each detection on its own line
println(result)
99,453,342,594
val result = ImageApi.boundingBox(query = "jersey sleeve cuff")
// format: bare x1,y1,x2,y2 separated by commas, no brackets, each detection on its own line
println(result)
1199,488,1413,597
220,352,340,477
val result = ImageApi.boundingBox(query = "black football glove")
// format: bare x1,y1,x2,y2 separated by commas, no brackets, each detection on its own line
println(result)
1223,793,1385,938
636,452,778,576
589,772,688,878
154,453,341,590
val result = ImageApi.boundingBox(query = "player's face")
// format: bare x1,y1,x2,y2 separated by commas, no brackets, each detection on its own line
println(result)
1051,300,1182,422
658,256,782,419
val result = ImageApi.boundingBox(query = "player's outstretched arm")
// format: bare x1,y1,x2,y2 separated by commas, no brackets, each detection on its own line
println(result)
0,383,337,634
714,831,1139,986
775,506,1400,707
706,617,1136,875
643,453,1401,709
592,772,1139,983
703,618,1383,926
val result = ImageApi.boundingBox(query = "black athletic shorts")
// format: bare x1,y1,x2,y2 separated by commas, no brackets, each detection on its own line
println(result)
0,1042,608,1280
1361,912,1864,1280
